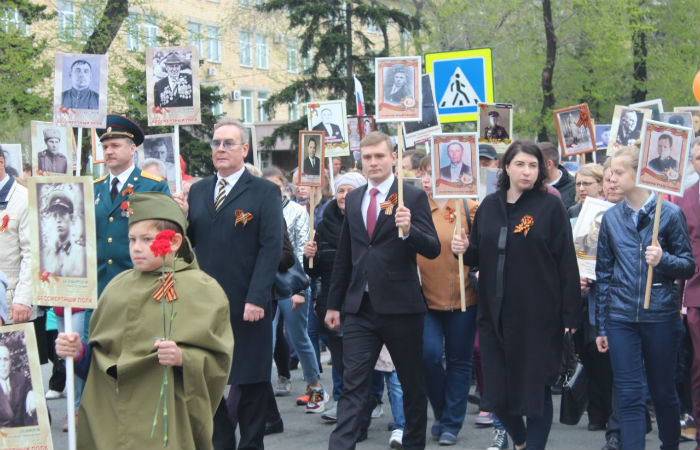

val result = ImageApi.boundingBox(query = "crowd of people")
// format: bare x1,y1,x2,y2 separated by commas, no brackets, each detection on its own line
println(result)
1,112,700,450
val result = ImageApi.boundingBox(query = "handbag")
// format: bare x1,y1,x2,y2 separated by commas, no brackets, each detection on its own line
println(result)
559,331,588,425
273,257,310,300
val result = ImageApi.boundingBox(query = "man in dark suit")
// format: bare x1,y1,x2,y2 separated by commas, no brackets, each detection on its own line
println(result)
648,134,678,174
384,66,411,105
439,142,471,182
174,118,282,450
312,108,343,142
154,52,194,108
302,138,321,176
673,138,700,448
325,131,440,450
0,344,37,427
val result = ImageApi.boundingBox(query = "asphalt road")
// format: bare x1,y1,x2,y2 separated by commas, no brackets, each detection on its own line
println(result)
43,354,695,450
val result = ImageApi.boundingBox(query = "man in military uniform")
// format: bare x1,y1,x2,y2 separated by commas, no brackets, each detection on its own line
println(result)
154,53,194,108
61,59,100,110
93,115,171,297
484,110,509,141
40,191,86,278
37,128,68,174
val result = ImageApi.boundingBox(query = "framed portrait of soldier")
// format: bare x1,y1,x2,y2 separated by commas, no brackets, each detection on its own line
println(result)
53,52,108,128
572,197,614,280
0,144,22,179
431,133,479,199
30,121,74,176
142,133,181,193
0,323,53,450
630,98,663,121
243,125,259,169
404,74,442,147
90,128,104,164
298,131,325,187
478,102,513,154
660,112,694,132
595,124,611,150
146,46,201,126
607,105,651,156
636,120,692,197
554,103,596,157
306,100,348,157
28,177,98,308
673,106,700,136
375,56,422,123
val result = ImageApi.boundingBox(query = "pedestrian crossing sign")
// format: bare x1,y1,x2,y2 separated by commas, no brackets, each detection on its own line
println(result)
425,48,494,123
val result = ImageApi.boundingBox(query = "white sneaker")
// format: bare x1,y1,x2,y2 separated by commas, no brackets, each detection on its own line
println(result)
390,429,403,448
45,389,64,400
321,403,337,422
371,404,384,419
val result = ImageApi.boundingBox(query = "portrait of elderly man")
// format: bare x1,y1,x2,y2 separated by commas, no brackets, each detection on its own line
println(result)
0,343,37,428
40,190,86,278
154,52,194,108
439,141,471,181
616,109,642,146
144,137,175,181
384,65,412,105
61,59,99,110
484,110,509,140
648,133,679,174
37,128,68,174
312,108,343,142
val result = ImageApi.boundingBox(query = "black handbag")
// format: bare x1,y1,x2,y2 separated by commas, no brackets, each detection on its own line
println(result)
559,331,588,425
273,258,310,300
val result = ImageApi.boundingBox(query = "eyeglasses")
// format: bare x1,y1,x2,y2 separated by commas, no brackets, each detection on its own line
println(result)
210,140,243,150
575,181,596,187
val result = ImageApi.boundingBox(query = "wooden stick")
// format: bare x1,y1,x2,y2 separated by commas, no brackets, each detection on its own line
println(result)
173,125,182,193
643,195,663,309
65,307,77,450
309,187,318,269
75,128,82,176
328,156,335,195
455,200,466,312
397,124,404,238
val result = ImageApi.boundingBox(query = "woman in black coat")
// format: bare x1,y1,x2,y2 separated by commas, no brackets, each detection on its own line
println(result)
452,141,582,450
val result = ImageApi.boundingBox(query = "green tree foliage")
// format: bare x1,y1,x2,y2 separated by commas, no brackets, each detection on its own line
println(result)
0,1,52,140
256,0,421,149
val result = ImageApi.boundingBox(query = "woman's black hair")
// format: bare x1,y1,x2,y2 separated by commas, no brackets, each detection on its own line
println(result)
497,140,548,191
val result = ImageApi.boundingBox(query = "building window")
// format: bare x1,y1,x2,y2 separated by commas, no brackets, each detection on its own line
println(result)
288,95,299,121
1,8,27,34
286,38,298,74
80,4,97,41
400,30,411,54
57,0,76,41
301,49,312,73
188,22,203,55
239,31,252,67
125,14,141,51
207,26,221,63
255,34,268,70
144,17,158,47
257,92,269,122
366,19,377,33
240,90,253,123
211,101,223,116
239,0,251,7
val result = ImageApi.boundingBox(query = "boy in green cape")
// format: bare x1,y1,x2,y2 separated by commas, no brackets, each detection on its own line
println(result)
56,192,233,449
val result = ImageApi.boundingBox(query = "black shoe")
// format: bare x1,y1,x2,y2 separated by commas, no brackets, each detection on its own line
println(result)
468,393,481,406
588,423,606,431
601,434,620,450
264,419,284,435
290,357,299,370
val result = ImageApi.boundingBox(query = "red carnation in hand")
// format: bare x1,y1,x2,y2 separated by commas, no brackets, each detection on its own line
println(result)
150,229,176,257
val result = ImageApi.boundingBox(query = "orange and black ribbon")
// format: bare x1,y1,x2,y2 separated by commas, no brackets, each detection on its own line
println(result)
153,272,177,303
576,109,591,128
513,215,534,237
380,193,398,215
0,215,8,232
235,209,254,227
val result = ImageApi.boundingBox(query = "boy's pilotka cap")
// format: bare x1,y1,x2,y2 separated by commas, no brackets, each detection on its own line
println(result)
128,192,188,233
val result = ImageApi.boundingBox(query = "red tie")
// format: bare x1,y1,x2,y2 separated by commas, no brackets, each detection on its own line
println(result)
366,188,379,238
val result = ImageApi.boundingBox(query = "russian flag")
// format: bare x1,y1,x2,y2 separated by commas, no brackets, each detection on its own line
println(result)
354,76,365,116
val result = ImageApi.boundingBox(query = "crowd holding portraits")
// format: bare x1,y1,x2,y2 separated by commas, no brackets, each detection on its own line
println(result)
431,133,479,198
53,52,108,128
375,56,422,122
637,120,692,196
146,46,201,126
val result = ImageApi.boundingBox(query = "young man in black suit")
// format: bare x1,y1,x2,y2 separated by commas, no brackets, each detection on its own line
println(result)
325,131,440,450
302,138,321,176
174,118,283,450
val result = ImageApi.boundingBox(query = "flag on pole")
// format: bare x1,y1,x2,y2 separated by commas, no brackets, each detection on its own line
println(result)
354,76,365,116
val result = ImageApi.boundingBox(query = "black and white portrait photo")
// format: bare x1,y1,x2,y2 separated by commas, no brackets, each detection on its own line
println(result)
661,112,694,131
0,144,22,179
60,57,100,110
142,134,178,192
153,51,194,108
674,106,700,135
53,52,108,128
37,183,87,278
595,124,611,149
554,104,595,157
383,64,414,106
375,56,421,122
616,108,644,146
0,331,38,429
31,121,73,176
646,133,680,175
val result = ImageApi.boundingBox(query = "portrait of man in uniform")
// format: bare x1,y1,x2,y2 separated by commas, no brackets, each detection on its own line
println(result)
61,59,100,110
383,64,413,105
0,341,38,428
647,133,679,175
484,111,509,140
153,52,194,108
37,128,68,174
38,185,87,278
439,141,471,181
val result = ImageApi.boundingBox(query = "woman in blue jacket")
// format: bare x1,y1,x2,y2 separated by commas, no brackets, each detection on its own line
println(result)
595,146,695,450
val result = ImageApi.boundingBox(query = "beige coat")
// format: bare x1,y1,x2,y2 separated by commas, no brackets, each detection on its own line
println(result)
0,178,34,320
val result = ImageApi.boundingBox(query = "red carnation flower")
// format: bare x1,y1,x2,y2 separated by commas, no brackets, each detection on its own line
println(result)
150,229,176,257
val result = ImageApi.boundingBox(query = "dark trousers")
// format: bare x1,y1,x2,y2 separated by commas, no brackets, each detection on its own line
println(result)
323,331,344,400
329,296,427,450
45,329,66,392
495,386,553,450
213,382,269,450
607,319,682,450
274,317,291,379
575,333,613,427
423,307,477,436
686,308,700,444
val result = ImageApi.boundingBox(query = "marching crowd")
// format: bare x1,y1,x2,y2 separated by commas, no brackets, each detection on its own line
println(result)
1,112,700,450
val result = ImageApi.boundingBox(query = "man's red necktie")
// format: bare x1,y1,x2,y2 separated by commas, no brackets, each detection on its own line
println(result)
366,188,379,237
